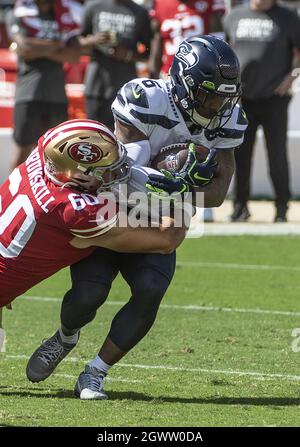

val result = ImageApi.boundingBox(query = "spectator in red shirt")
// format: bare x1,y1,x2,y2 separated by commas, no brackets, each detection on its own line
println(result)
149,0,225,79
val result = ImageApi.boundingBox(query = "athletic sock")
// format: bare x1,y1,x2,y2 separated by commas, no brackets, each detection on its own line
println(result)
59,327,79,345
88,355,111,374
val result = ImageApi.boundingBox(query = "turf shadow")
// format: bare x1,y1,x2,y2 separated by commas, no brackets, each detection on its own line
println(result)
1,387,300,406
0,387,74,399
107,391,300,407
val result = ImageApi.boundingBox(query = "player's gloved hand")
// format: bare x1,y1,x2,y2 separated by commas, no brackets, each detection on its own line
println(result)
180,143,218,187
146,169,189,201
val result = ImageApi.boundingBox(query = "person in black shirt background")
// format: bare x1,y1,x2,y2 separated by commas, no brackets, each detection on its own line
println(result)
79,0,152,129
8,0,80,170
224,0,300,222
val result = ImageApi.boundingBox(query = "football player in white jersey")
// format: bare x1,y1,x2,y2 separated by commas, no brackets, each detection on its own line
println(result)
27,36,247,400
113,35,247,206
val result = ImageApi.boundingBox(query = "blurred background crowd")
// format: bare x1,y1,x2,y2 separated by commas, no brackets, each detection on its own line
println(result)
1,0,300,223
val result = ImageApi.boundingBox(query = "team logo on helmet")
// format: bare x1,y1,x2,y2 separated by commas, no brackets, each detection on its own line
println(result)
68,143,103,163
176,42,199,69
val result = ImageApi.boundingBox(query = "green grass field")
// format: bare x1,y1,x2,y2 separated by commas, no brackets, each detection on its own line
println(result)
1,235,300,427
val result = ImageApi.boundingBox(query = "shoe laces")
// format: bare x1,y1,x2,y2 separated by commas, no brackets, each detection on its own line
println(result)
83,367,105,392
38,336,65,365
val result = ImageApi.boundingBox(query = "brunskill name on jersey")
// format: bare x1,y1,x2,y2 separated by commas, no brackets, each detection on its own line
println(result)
112,77,248,164
25,147,56,213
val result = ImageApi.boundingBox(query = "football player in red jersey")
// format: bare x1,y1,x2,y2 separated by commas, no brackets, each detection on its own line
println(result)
149,0,225,78
0,119,186,350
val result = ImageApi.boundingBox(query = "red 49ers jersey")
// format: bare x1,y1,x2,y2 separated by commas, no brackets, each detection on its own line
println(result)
151,0,225,74
0,145,117,307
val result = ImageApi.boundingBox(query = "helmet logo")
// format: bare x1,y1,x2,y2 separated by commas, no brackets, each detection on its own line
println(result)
186,75,195,87
180,98,189,110
176,42,199,69
68,143,103,163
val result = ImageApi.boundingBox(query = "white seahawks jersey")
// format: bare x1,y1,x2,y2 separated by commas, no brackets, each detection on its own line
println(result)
112,77,248,164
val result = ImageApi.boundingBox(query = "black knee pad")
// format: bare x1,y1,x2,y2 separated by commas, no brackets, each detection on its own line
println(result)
60,281,111,330
130,270,170,316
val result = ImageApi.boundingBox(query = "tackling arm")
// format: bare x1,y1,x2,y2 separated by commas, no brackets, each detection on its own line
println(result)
70,216,186,254
69,117,189,253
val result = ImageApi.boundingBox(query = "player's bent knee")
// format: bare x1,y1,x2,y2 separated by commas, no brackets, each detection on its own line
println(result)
61,282,111,318
130,273,170,317
60,282,111,330
70,281,110,307
131,272,170,302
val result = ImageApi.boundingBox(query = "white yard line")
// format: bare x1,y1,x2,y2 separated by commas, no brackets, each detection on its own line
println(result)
202,223,300,236
116,363,300,382
177,261,300,272
23,295,300,317
5,354,300,382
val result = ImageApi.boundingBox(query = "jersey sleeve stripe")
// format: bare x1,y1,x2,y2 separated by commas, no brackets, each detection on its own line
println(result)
70,215,118,233
129,109,179,129
70,215,118,238
220,129,245,139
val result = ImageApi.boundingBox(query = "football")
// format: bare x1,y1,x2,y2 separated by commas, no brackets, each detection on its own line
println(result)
151,143,210,173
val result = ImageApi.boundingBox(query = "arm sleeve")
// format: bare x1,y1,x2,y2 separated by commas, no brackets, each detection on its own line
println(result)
60,193,118,239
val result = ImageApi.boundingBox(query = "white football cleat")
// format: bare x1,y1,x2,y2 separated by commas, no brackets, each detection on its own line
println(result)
74,365,108,400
